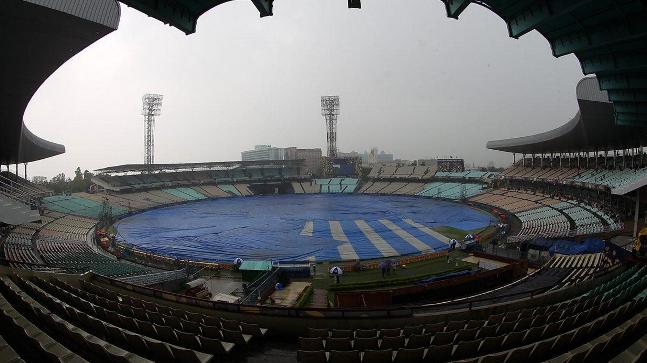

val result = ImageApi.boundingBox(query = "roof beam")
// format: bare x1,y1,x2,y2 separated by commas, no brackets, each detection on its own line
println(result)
608,89,647,103
251,0,273,17
119,0,200,34
507,0,592,39
551,19,647,57
613,101,647,114
442,0,471,19
580,49,647,74
615,112,647,126
598,73,647,90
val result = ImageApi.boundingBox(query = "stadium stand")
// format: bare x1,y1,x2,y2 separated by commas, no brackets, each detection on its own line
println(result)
218,184,242,196
315,179,359,193
297,264,647,362
4,2,647,361
417,182,485,200
42,195,128,219
470,189,621,241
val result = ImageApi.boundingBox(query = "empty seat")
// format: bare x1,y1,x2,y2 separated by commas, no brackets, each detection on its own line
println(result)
380,328,401,338
362,349,393,363
356,329,378,339
297,350,327,363
147,340,175,362
309,328,330,338
480,351,509,363
423,344,452,362
407,333,432,349
176,330,200,350
169,345,212,363
454,328,478,343
431,331,455,346
354,337,379,351
221,329,251,345
331,329,354,339
329,350,361,363
240,322,268,337
403,325,423,336
394,348,425,363
504,345,533,363
452,339,480,360
300,337,325,351
501,331,524,350
380,336,405,350
326,337,353,351
423,322,445,335
198,336,234,355
446,320,466,331
478,335,504,355
200,325,221,339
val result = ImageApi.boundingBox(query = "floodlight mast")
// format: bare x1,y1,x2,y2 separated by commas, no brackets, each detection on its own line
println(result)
142,94,163,168
321,96,340,158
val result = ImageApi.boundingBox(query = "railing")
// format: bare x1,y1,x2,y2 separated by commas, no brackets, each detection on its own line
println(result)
239,268,279,305
0,173,49,206
89,257,625,321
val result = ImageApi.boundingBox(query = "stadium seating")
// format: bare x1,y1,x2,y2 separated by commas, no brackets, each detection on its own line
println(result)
43,195,128,219
313,179,359,193
0,274,272,362
297,264,647,362
470,190,620,240
217,184,242,196
516,207,570,238
435,170,499,180
570,168,647,190
417,182,485,200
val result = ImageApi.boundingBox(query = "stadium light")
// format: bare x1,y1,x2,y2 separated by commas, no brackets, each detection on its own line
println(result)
321,96,340,158
142,94,163,167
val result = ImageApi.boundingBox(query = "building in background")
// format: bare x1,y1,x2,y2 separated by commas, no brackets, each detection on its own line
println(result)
241,145,322,175
338,148,394,165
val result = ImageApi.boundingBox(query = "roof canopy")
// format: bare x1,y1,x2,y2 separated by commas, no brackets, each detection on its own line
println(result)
118,0,270,34
120,1,647,127
487,78,647,154
95,159,305,174
118,0,362,34
1,0,119,164
442,0,647,127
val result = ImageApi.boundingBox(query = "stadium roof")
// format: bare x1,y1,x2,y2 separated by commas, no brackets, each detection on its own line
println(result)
95,159,305,174
441,1,647,128
121,1,647,126
1,0,119,165
117,0,362,34
487,77,647,154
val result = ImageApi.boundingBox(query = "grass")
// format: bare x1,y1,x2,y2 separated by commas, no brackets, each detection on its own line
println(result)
432,224,499,242
433,226,470,240
312,250,474,292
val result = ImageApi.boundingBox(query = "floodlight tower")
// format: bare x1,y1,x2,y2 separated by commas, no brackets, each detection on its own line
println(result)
142,94,163,166
321,96,340,158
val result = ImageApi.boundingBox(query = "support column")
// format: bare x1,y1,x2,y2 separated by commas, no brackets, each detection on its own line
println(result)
634,190,641,237
24,163,27,181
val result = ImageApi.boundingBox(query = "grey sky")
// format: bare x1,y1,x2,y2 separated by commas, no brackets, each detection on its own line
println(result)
24,0,584,179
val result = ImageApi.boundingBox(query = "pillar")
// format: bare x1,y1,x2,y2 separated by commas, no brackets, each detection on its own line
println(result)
634,190,640,238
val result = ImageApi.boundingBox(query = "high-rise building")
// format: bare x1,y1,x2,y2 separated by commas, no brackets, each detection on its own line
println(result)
241,145,322,175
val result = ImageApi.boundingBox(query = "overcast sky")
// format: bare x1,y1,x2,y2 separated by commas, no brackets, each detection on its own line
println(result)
24,0,584,179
